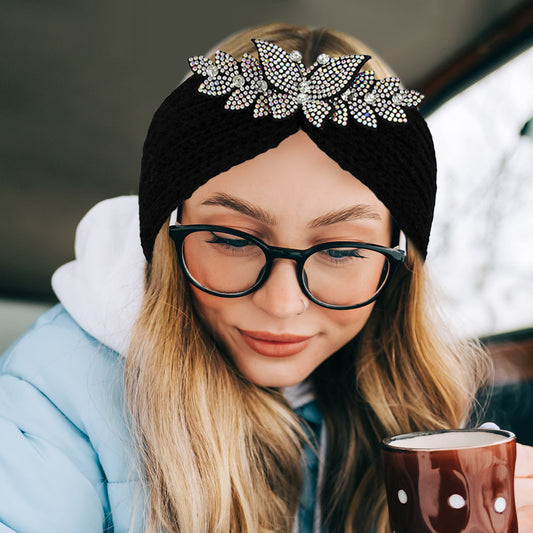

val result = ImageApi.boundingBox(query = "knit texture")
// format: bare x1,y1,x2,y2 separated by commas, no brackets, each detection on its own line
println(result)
139,74,436,261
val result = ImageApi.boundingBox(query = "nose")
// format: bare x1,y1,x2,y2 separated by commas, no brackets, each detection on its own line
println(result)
252,259,308,318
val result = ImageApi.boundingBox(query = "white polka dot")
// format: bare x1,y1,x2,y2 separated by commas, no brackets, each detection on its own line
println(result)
398,489,408,504
448,494,466,509
494,497,507,513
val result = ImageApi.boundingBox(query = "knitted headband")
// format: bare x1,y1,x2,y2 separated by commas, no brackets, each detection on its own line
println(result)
139,39,437,262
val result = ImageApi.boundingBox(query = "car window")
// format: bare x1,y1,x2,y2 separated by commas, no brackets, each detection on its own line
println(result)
426,45,533,337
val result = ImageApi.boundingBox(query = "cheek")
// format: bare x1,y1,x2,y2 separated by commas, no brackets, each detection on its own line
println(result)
324,303,375,332
189,286,222,325
317,303,375,352
189,286,250,336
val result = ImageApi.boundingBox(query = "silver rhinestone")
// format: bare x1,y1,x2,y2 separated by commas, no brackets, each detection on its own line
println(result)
206,64,219,77
364,92,377,105
289,50,302,62
254,79,268,93
296,93,309,104
232,74,245,88
341,90,354,102
298,81,312,93
392,93,404,105
350,90,359,101
317,53,330,65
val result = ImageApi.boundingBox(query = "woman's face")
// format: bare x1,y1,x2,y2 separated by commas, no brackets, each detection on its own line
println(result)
181,130,392,388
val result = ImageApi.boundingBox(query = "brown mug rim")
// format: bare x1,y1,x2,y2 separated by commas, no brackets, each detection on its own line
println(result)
381,428,516,452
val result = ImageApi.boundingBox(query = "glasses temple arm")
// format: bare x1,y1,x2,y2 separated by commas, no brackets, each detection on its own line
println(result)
395,230,407,253
169,207,180,226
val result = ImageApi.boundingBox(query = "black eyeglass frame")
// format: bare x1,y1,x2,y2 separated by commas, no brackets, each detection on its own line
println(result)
169,224,407,310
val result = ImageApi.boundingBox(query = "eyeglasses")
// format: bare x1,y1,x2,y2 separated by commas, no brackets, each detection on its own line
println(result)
168,224,406,310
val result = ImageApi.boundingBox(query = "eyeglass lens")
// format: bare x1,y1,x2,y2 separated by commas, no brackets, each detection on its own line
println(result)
181,229,390,307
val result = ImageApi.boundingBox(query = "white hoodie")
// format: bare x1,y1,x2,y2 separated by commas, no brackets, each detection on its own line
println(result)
52,196,146,355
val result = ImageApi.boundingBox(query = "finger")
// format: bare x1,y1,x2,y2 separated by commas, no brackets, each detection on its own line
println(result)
514,478,533,509
515,444,533,478
517,505,533,532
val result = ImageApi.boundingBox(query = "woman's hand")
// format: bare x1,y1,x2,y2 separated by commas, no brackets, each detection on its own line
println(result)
515,443,533,531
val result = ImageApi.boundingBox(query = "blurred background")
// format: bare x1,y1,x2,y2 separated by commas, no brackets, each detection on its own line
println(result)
1,0,533,438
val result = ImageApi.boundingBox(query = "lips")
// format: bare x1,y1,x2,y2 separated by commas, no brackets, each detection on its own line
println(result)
238,329,313,357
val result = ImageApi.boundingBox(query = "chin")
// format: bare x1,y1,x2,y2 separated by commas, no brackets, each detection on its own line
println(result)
255,376,307,388
238,362,313,388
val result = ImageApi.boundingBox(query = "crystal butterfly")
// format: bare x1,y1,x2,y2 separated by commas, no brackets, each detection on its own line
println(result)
188,39,424,129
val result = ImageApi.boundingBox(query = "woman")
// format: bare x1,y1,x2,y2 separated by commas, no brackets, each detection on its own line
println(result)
1,22,532,533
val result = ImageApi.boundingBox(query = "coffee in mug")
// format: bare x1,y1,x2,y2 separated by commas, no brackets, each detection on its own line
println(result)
381,429,517,533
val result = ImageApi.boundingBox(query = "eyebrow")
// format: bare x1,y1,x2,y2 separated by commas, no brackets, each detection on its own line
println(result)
308,205,382,228
201,193,276,225
201,193,381,228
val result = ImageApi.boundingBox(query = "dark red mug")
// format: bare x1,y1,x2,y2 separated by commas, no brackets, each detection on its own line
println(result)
381,429,518,533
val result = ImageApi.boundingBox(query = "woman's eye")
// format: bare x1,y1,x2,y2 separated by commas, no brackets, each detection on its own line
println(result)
207,233,252,248
322,248,366,261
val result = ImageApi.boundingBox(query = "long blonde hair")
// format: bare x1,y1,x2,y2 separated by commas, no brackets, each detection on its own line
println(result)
125,22,491,533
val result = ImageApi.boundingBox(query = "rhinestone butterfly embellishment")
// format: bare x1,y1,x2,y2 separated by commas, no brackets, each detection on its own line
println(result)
188,39,423,128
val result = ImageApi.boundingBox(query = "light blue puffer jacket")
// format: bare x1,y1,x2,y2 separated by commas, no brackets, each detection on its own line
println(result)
0,197,147,532
0,304,141,533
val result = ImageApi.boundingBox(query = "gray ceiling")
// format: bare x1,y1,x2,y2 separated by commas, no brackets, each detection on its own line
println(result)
2,0,531,300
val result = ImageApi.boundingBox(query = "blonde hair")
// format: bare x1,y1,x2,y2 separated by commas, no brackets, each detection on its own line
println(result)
125,22,491,533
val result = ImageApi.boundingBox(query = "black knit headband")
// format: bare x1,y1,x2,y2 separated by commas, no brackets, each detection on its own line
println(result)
139,39,437,262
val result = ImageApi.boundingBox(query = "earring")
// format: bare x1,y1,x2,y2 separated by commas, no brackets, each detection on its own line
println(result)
297,297,308,316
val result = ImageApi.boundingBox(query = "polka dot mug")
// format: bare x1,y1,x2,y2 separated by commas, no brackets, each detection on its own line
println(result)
381,429,518,532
